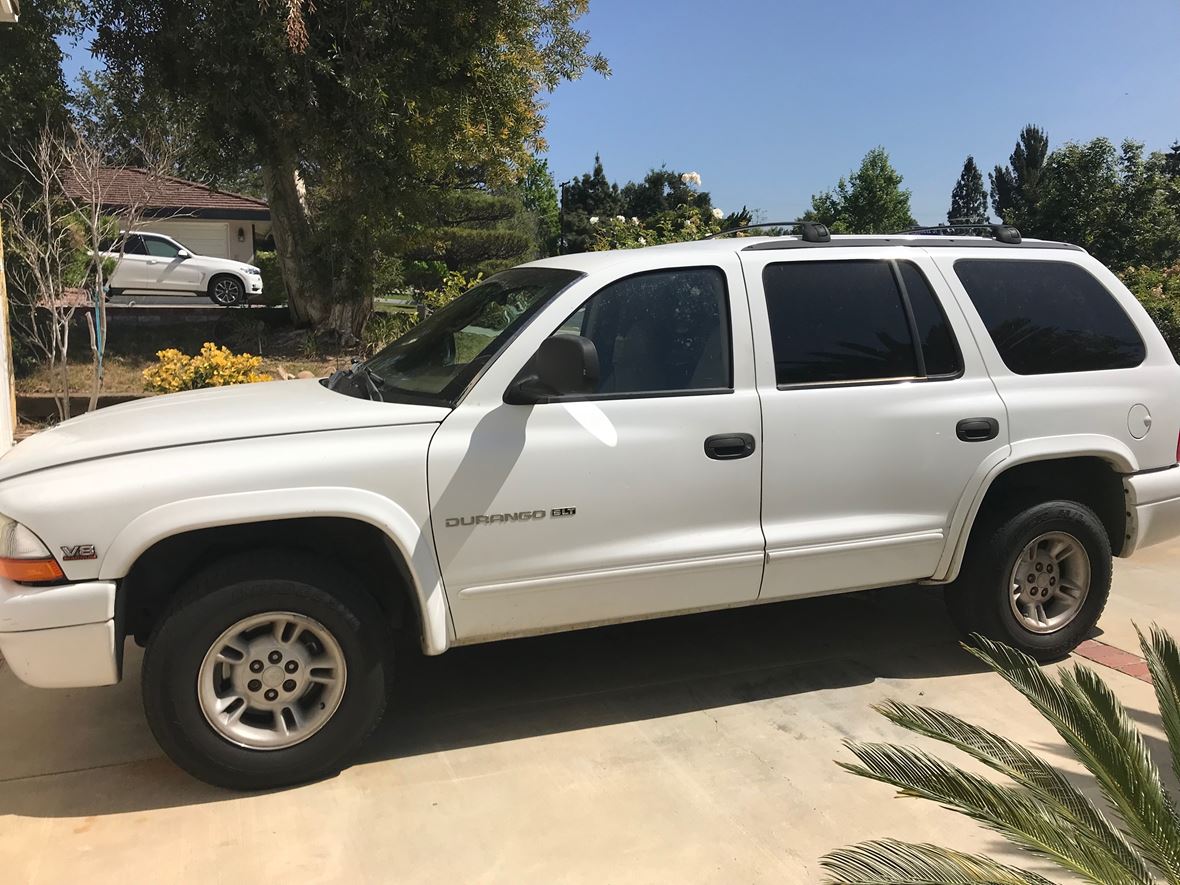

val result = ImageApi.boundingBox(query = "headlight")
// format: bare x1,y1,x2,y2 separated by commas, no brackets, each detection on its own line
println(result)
243,266,262,276
0,516,64,582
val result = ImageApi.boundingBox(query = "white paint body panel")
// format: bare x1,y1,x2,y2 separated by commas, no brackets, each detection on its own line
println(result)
428,252,765,641
738,248,1009,598
105,231,261,297
0,235,1178,690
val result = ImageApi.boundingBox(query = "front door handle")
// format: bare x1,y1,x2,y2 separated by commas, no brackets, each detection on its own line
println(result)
956,417,999,442
704,433,756,460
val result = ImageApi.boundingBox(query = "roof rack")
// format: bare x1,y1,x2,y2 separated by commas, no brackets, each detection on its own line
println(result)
741,237,1082,253
897,223,1022,245
704,220,831,243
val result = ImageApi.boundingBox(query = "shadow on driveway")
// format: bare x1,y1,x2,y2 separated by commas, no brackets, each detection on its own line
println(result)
0,585,988,817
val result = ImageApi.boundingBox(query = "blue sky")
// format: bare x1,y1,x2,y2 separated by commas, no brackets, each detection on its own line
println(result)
541,0,1180,222
60,1,1180,224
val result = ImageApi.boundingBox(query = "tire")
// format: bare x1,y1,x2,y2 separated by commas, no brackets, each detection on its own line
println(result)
943,500,1111,661
142,552,391,790
208,275,245,306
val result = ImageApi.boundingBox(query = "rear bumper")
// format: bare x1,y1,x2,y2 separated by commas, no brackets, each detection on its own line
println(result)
0,579,119,688
1124,466,1180,555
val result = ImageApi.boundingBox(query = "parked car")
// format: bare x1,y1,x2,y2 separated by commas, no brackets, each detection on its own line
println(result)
3,225,1180,790
101,231,263,305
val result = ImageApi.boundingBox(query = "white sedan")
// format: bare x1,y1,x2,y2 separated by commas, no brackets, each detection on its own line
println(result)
102,231,263,306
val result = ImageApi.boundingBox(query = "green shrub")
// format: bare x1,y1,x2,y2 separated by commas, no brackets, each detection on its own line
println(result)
253,251,286,306
364,310,419,353
1119,263,1180,359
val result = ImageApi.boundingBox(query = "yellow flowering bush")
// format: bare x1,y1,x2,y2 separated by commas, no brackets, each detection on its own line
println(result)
143,342,272,393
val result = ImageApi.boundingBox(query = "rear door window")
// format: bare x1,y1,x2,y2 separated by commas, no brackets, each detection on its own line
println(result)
762,260,963,386
954,259,1145,374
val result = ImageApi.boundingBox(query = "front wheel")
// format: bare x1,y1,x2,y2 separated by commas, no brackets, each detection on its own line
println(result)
208,275,245,306
142,553,391,789
943,500,1111,661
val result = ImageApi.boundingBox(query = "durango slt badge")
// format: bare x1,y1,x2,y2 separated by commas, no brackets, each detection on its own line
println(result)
445,507,576,528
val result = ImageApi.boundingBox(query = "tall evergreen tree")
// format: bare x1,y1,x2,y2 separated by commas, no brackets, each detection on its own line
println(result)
561,153,623,253
804,147,916,234
947,156,989,225
989,125,1049,229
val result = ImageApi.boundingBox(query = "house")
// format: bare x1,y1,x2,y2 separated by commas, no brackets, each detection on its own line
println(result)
63,167,272,264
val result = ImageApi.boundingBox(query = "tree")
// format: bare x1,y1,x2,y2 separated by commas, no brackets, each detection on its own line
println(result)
520,158,560,257
948,156,989,225
824,629,1180,884
401,187,538,289
0,1,76,198
990,125,1049,229
561,153,624,253
3,124,176,417
86,0,608,339
805,147,916,233
1034,138,1180,268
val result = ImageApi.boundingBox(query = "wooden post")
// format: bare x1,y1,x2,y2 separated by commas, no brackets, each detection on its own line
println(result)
0,215,14,450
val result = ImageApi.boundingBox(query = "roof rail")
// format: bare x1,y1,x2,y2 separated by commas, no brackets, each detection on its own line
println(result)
704,220,831,243
898,223,1022,245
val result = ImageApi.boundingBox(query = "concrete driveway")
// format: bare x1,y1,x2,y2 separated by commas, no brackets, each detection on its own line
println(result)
1,545,1177,883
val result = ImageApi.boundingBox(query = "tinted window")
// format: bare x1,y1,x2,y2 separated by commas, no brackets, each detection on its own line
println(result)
955,259,1145,374
762,261,917,385
899,261,960,376
142,236,181,258
122,235,147,255
558,267,731,395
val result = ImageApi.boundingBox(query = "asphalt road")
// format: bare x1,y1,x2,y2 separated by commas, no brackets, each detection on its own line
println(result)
2,545,1177,882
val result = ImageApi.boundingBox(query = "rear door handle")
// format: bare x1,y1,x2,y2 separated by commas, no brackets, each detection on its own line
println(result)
956,417,999,442
704,433,756,460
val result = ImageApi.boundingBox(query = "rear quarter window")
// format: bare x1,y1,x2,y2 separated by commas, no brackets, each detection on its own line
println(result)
954,259,1145,374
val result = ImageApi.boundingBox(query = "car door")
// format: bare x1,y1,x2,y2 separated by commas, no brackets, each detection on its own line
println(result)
738,247,1009,599
109,234,152,291
140,235,205,292
428,256,765,642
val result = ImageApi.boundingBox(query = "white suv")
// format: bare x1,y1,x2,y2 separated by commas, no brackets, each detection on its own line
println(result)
102,231,264,305
3,224,1179,789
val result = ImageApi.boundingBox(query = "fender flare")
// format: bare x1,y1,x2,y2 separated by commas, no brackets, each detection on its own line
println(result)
100,486,451,655
933,434,1137,583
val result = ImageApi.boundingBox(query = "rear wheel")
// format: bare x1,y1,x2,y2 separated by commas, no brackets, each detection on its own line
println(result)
208,275,245,306
943,500,1111,661
142,553,391,789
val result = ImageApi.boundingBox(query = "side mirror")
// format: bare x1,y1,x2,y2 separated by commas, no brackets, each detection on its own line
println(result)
504,334,600,405
176,249,191,259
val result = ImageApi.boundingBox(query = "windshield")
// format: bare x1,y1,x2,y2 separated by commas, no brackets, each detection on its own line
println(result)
362,267,583,404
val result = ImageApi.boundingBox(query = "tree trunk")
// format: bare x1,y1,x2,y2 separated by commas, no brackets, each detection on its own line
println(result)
262,152,322,327
262,151,372,342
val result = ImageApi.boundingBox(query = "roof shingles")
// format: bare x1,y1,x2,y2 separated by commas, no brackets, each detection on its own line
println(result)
60,167,269,218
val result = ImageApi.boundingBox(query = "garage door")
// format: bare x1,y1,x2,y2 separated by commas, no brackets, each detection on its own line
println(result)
146,221,229,258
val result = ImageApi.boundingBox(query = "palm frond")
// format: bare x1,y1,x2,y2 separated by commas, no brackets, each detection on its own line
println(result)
842,741,1151,885
1138,624,1180,790
822,838,1056,885
965,634,1180,880
875,700,1151,882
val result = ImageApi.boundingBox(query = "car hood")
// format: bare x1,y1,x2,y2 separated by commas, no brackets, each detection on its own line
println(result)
0,379,450,481
197,255,257,273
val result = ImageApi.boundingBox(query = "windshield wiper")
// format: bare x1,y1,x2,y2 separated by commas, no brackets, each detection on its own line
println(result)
326,362,385,402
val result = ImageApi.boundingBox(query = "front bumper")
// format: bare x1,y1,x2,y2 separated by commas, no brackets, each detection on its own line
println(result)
0,578,119,688
1125,466,1180,555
